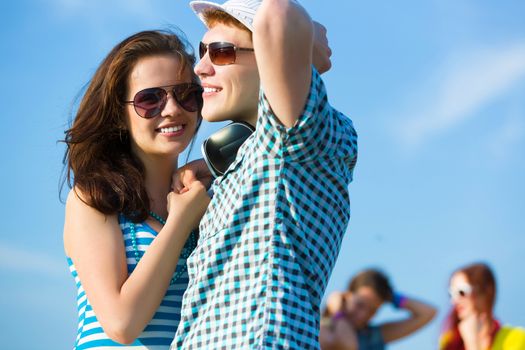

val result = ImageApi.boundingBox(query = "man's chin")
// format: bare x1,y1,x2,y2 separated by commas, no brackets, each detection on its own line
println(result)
202,108,255,125
202,113,229,123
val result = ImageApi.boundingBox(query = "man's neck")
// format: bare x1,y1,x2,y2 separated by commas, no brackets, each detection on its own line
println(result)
237,114,257,129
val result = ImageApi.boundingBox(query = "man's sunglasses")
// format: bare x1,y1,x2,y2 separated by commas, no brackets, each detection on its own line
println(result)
448,284,473,300
202,121,255,178
124,83,203,118
199,41,254,66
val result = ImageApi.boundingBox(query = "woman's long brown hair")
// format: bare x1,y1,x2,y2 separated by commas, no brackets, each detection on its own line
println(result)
62,30,200,222
440,262,497,350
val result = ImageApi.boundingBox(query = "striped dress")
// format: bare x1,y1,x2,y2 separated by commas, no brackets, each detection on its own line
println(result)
67,214,196,349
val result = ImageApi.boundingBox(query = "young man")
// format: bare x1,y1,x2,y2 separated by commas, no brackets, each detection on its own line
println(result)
172,0,358,348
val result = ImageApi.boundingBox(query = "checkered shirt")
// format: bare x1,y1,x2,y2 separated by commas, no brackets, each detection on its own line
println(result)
172,68,358,349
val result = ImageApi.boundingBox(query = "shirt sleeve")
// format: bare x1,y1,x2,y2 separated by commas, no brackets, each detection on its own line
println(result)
254,66,358,177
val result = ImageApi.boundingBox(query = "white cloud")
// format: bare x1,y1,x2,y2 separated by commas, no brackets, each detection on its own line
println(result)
0,241,66,278
395,42,525,148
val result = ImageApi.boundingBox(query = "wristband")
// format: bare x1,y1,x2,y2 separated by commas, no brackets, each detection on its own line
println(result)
392,292,408,309
333,310,346,321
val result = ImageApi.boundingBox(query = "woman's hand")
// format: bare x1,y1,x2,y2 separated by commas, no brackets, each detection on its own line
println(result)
458,313,492,350
326,291,345,316
167,180,210,232
459,313,481,349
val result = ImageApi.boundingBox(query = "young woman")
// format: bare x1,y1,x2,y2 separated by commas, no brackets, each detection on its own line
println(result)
320,269,437,350
62,30,210,349
440,262,525,350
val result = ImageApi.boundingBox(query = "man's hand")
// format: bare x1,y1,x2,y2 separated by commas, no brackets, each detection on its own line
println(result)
312,21,332,74
172,159,213,194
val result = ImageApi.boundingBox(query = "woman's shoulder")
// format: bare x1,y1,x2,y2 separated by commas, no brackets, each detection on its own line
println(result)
65,187,115,220
64,187,120,256
65,187,89,211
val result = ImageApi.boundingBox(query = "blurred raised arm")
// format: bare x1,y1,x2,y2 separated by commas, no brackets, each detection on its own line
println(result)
380,296,437,343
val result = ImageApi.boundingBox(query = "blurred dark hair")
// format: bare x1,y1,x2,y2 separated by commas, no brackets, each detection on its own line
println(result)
348,268,394,302
440,262,497,350
61,30,201,222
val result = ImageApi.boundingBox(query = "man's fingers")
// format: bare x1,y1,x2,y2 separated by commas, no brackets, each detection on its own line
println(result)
172,169,199,193
182,169,199,185
312,21,332,74
172,175,184,193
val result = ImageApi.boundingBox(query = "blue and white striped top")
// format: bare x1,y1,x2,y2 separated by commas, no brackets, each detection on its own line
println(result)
67,214,196,350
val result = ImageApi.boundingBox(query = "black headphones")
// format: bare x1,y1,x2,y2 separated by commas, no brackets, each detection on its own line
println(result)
201,121,255,178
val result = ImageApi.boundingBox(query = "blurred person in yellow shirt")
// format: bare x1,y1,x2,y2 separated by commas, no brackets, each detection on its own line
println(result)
440,262,525,350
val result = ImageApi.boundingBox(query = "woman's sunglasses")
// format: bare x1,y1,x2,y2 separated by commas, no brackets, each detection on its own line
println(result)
199,41,254,66
449,284,473,300
124,83,203,118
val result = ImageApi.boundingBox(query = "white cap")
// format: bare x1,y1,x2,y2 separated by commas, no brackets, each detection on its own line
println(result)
189,0,262,32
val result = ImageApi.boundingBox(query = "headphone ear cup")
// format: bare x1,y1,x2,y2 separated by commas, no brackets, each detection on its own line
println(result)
201,122,255,178
201,139,222,178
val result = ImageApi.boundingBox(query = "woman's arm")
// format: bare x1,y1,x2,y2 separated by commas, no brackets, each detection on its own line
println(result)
63,184,209,344
380,296,437,343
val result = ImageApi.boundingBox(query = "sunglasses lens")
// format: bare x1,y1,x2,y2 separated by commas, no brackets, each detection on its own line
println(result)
134,88,165,118
449,285,472,299
172,83,203,112
199,42,207,59
209,43,236,65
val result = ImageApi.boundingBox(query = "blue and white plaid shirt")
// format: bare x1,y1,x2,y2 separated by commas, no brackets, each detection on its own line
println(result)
172,68,358,349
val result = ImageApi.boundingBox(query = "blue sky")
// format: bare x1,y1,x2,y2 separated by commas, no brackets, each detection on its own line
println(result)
1,1,524,349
